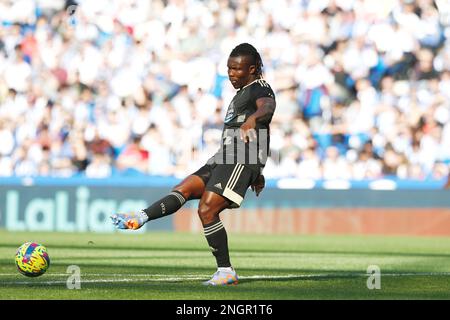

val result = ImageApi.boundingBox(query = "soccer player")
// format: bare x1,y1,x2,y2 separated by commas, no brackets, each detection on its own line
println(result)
111,43,276,285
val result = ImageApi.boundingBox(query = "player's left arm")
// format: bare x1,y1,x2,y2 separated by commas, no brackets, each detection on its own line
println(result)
241,96,274,196
250,173,265,196
239,96,276,142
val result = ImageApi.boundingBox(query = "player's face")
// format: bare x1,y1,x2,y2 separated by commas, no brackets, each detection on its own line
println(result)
227,55,256,89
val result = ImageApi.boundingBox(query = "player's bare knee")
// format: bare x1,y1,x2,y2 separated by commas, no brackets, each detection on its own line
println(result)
197,204,216,225
172,186,190,200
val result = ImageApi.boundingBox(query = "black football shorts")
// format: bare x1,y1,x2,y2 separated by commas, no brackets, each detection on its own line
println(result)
192,163,260,208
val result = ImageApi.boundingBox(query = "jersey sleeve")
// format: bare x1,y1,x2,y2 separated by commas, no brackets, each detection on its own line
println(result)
251,79,276,101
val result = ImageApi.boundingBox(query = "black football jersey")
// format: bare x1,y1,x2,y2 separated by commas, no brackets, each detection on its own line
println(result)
208,79,276,171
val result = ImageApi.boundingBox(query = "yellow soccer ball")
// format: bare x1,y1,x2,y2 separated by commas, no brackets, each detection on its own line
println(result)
15,242,50,277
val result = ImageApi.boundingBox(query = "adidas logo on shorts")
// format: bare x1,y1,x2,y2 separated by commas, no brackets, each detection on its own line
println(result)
214,183,222,189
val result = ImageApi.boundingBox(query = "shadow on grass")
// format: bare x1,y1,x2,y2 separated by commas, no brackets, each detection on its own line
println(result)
2,243,450,259
2,261,450,301
2,269,450,301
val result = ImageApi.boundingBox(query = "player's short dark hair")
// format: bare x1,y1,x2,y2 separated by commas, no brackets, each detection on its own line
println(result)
229,43,263,77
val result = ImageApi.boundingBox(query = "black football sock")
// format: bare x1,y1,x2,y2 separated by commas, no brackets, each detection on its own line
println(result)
142,190,186,221
203,219,231,268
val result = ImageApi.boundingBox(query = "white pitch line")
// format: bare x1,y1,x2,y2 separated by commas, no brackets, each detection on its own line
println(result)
0,273,207,277
1,272,450,286
2,278,205,285
2,272,450,277
0,275,300,285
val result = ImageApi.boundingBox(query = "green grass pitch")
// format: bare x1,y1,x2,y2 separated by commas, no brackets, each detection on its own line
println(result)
1,229,450,299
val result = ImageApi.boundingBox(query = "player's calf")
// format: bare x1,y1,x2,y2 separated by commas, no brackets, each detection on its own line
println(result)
111,190,188,230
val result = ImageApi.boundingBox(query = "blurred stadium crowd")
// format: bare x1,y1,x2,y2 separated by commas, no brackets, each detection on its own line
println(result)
1,0,450,181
